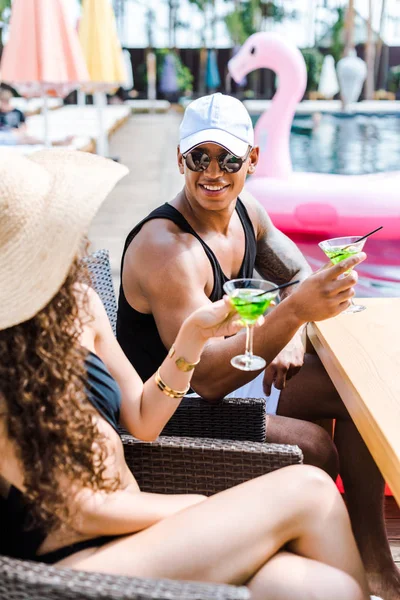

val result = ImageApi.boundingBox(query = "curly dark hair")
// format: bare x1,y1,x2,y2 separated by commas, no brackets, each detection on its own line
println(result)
0,255,119,532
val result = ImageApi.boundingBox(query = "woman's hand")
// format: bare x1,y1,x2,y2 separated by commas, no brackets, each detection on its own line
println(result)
185,296,263,341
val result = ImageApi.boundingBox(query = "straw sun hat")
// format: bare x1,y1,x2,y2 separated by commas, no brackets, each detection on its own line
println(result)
0,149,128,330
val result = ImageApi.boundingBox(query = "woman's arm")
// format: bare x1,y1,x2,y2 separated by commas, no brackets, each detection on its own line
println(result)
83,287,243,441
72,486,205,536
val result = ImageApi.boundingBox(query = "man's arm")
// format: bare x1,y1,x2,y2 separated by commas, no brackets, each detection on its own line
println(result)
128,230,363,401
126,229,302,400
241,190,311,295
241,193,313,392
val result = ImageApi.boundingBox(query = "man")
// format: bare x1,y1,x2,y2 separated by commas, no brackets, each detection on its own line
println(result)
117,93,399,599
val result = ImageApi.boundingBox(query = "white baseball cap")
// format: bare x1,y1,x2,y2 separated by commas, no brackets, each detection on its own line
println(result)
179,93,254,157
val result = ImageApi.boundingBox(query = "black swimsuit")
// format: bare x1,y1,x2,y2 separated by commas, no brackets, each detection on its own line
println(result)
0,351,122,564
117,199,257,382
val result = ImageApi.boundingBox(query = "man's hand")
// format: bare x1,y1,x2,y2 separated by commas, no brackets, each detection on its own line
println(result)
286,252,367,324
263,330,305,395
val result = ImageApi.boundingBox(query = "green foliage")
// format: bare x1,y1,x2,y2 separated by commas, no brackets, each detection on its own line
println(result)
259,1,285,21
225,8,253,45
330,7,345,63
224,1,291,45
156,49,194,93
0,0,11,22
187,0,210,10
300,48,324,93
387,66,400,94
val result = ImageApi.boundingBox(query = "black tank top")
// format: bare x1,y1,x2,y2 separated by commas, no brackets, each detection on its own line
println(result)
117,199,257,382
0,351,121,561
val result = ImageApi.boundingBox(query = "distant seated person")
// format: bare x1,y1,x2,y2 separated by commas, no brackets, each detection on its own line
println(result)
0,88,72,147
0,88,26,141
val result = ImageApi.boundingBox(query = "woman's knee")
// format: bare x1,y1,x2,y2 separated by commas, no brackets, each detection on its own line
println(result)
289,464,349,526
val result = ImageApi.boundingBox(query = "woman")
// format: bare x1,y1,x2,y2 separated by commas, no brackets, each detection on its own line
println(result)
0,150,370,600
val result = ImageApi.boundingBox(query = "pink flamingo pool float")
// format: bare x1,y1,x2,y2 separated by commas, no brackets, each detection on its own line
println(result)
228,32,400,240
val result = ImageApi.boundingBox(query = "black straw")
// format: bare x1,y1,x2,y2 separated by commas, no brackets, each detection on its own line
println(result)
253,279,300,297
348,226,383,247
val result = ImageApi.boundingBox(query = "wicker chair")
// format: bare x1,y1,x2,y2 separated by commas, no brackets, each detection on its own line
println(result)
0,251,303,598
85,249,290,445
0,435,302,599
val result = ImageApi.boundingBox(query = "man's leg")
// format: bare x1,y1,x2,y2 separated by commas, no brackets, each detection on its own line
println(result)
273,353,400,600
265,415,339,480
227,372,339,479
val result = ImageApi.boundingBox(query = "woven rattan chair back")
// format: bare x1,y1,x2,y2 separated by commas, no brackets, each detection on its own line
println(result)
84,249,117,335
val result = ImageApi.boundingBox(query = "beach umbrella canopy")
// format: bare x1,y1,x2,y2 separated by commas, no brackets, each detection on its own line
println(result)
206,50,221,90
78,0,126,155
337,50,367,108
318,54,339,99
233,46,247,88
122,49,134,91
0,0,88,146
79,0,126,92
0,0,88,100
160,53,179,96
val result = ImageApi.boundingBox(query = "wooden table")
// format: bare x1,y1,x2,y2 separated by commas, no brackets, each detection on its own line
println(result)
307,298,400,505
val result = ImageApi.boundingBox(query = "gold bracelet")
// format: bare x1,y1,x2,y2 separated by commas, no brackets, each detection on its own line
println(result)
155,368,190,399
168,344,200,372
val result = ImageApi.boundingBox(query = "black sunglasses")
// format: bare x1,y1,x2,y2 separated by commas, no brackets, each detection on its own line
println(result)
182,147,252,174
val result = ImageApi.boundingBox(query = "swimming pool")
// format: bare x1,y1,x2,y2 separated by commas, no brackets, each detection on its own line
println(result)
252,113,400,176
251,112,400,296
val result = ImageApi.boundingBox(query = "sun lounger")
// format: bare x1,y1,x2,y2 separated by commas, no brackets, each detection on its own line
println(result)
126,99,171,113
24,105,130,142
3,136,94,155
10,97,63,116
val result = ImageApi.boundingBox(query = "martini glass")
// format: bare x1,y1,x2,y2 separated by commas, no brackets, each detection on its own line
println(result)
319,236,366,314
223,278,279,371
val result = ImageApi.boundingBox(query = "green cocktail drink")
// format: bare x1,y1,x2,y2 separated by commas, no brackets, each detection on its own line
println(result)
323,248,359,265
231,289,275,324
319,236,367,314
223,278,279,371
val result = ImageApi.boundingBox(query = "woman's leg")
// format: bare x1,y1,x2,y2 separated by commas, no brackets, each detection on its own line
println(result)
248,551,366,600
63,465,369,599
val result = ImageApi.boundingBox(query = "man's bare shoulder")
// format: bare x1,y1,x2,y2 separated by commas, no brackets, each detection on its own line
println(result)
124,217,208,293
126,217,199,266
239,188,274,238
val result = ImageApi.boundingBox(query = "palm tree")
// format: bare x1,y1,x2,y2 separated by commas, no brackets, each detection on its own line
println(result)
0,0,12,53
343,0,355,56
365,0,375,99
375,0,387,88
187,0,214,95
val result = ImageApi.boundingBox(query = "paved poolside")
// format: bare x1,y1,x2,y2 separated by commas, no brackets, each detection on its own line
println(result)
89,110,183,289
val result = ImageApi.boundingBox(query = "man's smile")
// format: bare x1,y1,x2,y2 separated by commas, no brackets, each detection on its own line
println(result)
199,183,230,196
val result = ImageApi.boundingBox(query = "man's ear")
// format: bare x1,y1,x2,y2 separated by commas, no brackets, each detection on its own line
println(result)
177,146,185,174
247,146,259,175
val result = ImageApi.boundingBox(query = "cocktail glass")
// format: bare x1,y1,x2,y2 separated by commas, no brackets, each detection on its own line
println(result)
319,236,366,314
223,278,279,371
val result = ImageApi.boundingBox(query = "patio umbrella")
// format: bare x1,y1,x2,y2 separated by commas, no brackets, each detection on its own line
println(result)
122,49,134,92
79,0,127,156
318,54,339,99
160,53,179,99
337,49,367,109
206,49,221,91
0,0,88,146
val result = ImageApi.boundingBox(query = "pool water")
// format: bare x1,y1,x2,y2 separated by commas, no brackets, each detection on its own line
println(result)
252,113,400,175
293,114,400,175
251,112,400,296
